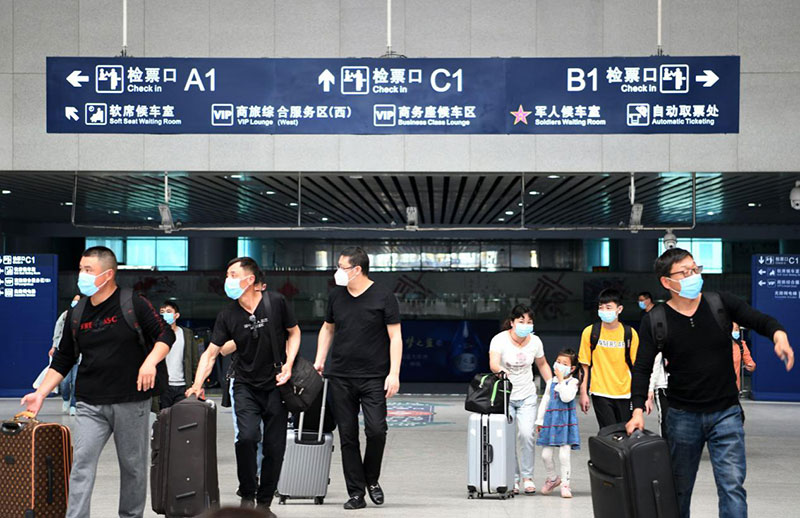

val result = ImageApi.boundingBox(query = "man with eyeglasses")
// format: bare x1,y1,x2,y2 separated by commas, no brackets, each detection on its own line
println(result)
315,246,403,510
627,248,795,518
187,257,300,516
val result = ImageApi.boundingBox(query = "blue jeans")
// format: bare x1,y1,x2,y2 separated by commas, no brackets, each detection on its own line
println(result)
666,404,747,518
509,394,538,480
59,364,78,407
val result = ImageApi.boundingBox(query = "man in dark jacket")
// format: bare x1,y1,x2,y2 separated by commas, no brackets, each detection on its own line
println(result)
627,248,794,518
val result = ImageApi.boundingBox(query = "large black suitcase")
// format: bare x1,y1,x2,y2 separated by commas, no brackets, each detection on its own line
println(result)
151,396,220,517
588,424,679,518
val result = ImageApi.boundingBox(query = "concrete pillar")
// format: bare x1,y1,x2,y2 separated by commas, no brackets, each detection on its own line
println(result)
188,237,237,271
617,239,659,273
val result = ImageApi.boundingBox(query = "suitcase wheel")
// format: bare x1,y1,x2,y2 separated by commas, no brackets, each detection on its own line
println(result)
314,497,324,505
278,495,287,505
467,491,476,499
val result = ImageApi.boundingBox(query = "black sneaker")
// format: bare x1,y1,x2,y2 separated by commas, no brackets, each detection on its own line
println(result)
367,483,385,505
343,495,367,510
257,502,277,518
240,497,255,508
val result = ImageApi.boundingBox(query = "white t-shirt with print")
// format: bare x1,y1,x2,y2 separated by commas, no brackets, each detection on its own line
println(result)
489,330,545,401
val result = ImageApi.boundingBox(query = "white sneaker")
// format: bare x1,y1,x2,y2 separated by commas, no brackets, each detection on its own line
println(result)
561,485,572,499
513,481,520,495
69,406,76,416
62,401,70,413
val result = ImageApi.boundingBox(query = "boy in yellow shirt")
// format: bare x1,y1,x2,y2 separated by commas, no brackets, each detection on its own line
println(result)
578,288,639,429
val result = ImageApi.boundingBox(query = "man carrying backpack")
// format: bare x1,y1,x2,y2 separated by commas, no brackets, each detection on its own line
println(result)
21,246,175,518
627,248,794,518
578,288,639,429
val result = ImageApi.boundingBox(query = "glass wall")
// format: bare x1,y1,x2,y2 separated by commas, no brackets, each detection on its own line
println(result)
85,237,189,271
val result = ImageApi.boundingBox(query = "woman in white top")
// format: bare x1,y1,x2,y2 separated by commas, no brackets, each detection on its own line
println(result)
489,304,553,495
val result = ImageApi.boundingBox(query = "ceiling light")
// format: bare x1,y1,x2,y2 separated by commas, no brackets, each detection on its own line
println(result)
505,211,514,215
146,217,154,221
289,202,298,207
265,191,275,195
707,211,715,216
498,217,505,221
230,174,243,179
547,175,560,179
1,190,10,195
349,175,363,179
112,210,120,214
518,203,524,207
321,217,329,222
528,190,541,196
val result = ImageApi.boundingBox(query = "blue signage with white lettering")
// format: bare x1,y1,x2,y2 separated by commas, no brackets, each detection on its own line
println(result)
47,56,739,135
0,254,59,397
750,255,800,402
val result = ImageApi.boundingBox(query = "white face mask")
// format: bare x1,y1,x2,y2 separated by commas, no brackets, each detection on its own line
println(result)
334,267,358,287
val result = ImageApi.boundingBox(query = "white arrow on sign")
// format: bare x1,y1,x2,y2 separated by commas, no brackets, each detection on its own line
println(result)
65,106,79,121
759,256,765,264
758,280,766,287
66,70,89,88
695,69,719,88
758,269,766,275
318,69,335,92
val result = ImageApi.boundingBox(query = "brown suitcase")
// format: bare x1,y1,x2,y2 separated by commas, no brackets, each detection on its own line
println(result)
0,411,72,517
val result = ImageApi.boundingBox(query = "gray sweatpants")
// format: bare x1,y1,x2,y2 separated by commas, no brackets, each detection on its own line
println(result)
67,399,150,518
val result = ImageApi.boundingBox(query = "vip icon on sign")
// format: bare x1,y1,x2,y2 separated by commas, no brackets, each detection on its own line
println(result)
373,105,397,127
95,65,124,93
659,65,690,93
341,66,370,95
4,277,12,287
211,104,234,126
85,103,108,125
627,103,650,126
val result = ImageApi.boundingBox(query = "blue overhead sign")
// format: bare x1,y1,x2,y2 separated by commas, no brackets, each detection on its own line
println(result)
750,255,800,402
0,254,59,397
47,56,739,135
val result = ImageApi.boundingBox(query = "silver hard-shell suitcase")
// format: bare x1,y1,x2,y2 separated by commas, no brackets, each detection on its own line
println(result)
467,375,515,499
276,377,334,505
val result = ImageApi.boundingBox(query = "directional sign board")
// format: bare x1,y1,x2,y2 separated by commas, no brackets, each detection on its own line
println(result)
0,254,58,397
47,56,739,135
750,255,800,402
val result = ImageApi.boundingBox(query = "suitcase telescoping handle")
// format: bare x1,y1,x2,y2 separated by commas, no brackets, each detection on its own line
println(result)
296,375,328,443
500,372,512,424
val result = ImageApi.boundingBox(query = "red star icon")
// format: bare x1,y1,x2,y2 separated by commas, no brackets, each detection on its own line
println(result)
510,105,532,125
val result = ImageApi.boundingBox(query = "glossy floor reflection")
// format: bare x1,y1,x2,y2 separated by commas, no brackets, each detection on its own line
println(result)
3,396,799,517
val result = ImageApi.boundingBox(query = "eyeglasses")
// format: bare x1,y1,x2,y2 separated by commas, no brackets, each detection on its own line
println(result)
337,265,355,270
668,265,704,279
248,314,259,340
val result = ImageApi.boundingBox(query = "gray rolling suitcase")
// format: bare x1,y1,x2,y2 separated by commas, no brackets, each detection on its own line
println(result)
276,377,334,505
467,376,515,499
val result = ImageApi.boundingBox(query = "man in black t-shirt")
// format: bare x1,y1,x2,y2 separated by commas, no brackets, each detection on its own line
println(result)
315,247,403,510
187,257,300,515
627,248,795,518
22,246,175,518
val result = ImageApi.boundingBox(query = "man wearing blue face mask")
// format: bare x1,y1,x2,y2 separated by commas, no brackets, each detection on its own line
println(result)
637,291,654,314
187,257,300,515
158,300,199,410
578,288,639,429
627,248,795,518
22,246,175,518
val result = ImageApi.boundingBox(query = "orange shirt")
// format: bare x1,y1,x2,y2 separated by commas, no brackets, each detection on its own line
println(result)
732,340,756,390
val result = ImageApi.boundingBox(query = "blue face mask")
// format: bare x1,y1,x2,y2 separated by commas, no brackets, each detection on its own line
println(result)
672,274,703,300
638,301,647,310
732,331,740,340
514,323,533,338
598,309,618,324
70,300,79,308
224,276,249,300
77,270,109,297
162,312,176,325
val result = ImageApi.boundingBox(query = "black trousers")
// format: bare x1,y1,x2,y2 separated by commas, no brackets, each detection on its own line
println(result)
592,395,633,429
328,376,388,498
159,385,186,410
653,388,670,438
232,380,288,504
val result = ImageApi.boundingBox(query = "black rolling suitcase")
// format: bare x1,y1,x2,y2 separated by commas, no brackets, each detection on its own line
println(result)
151,396,220,517
588,424,679,518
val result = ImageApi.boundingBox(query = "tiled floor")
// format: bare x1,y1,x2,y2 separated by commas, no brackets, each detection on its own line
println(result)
3,396,799,517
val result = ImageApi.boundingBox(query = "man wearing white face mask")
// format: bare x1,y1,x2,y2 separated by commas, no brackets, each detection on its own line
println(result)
489,304,553,495
159,300,199,410
315,247,403,510
627,248,795,518
187,257,300,515
578,288,639,429
22,246,175,518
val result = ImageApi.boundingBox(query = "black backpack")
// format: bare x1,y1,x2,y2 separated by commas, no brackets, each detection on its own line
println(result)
70,287,167,392
648,291,730,354
589,322,634,373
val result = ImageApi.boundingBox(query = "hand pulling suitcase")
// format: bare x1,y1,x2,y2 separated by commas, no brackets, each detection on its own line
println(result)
467,375,515,499
0,411,72,518
151,396,219,517
276,377,334,505
588,424,679,518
